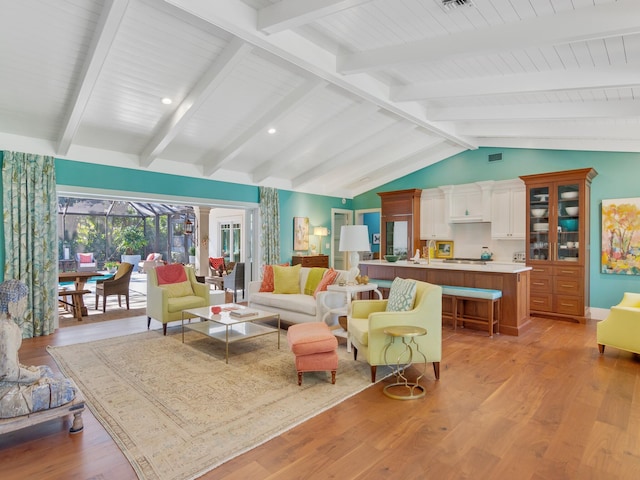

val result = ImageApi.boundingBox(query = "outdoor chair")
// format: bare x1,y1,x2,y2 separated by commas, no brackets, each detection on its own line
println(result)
76,253,97,272
224,262,245,303
95,262,133,312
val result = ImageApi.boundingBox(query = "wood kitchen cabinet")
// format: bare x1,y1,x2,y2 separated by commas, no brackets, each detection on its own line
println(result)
520,168,597,322
378,189,421,260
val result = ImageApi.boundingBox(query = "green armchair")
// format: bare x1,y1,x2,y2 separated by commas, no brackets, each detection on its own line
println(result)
597,292,640,355
348,280,442,382
146,265,209,335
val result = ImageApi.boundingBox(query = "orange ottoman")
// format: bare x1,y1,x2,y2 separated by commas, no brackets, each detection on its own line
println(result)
287,322,338,386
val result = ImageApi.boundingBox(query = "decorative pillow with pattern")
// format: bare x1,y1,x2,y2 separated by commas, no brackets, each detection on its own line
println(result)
313,268,339,298
386,277,417,312
259,262,290,292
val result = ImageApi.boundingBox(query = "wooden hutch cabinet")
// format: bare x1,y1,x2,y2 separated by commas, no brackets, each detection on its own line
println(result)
291,255,329,268
378,189,421,260
519,168,597,322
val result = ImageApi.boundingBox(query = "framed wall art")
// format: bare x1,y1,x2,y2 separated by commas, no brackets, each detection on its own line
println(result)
293,216,309,251
372,233,380,245
601,197,640,275
435,240,454,259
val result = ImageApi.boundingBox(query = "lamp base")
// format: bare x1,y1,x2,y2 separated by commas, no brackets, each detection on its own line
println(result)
347,251,360,283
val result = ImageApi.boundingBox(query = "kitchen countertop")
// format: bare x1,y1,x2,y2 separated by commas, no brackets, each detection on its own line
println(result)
359,259,532,274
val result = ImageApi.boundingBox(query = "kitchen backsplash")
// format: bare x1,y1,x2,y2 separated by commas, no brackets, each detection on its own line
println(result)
443,222,525,262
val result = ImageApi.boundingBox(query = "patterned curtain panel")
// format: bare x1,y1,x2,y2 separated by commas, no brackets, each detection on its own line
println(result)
2,151,58,337
259,186,280,268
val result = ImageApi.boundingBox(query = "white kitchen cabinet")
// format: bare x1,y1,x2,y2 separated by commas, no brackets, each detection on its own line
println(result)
440,181,494,223
491,179,526,239
420,188,451,240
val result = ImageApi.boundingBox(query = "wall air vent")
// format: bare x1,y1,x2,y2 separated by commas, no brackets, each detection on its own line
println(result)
440,0,475,11
488,153,503,162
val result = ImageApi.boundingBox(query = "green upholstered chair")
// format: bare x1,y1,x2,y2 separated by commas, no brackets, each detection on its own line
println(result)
146,264,209,335
597,292,640,355
347,280,442,382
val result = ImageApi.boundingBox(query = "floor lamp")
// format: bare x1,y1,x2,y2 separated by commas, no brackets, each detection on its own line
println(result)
313,227,328,255
339,225,370,283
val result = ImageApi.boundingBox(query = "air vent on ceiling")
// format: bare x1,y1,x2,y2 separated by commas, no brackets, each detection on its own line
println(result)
440,0,475,11
488,153,503,162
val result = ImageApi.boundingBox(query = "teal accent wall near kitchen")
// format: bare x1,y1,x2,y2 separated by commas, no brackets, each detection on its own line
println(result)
354,147,640,309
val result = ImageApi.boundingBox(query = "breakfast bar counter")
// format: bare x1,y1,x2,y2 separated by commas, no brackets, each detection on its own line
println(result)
358,260,532,336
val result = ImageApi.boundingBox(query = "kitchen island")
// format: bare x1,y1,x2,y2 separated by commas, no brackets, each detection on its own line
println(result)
359,260,532,336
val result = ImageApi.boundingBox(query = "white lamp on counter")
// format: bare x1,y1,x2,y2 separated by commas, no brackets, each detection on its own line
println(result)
339,224,370,283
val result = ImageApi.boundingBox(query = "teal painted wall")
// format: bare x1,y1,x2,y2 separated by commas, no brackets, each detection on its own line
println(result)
278,190,352,261
363,212,380,255
354,147,640,309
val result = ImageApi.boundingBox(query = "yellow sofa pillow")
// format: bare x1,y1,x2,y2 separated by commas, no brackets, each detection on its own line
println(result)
273,264,301,294
162,280,194,298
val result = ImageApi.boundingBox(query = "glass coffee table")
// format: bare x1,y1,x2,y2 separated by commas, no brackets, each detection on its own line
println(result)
181,304,280,364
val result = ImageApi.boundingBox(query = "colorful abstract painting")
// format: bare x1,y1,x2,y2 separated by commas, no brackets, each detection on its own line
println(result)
601,198,640,275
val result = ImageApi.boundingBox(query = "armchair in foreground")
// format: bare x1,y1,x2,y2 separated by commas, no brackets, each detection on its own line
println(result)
597,292,640,355
347,279,442,383
146,264,209,335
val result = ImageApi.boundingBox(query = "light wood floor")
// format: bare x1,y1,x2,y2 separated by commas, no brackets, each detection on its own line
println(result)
1,315,640,479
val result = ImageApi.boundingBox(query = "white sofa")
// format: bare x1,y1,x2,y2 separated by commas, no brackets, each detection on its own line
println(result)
248,267,348,325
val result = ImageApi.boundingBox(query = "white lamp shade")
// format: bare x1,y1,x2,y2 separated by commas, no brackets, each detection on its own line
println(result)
339,225,370,252
313,226,328,237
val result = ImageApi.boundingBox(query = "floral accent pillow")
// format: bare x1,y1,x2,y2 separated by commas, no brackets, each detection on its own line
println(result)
386,277,417,312
313,268,339,298
259,262,290,292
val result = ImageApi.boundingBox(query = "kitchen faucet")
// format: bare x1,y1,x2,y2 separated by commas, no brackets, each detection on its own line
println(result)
426,239,436,265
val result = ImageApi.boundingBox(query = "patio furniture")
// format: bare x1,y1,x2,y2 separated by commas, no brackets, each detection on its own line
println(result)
95,262,134,312
76,253,97,272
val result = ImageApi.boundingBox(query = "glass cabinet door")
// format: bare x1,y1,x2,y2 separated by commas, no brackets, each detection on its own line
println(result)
529,186,550,261
556,182,580,262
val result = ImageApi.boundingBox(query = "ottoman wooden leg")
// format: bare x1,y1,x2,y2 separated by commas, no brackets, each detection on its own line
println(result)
298,372,303,386
331,370,336,384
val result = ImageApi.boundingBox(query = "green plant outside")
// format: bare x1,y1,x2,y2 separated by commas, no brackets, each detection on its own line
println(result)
113,225,148,255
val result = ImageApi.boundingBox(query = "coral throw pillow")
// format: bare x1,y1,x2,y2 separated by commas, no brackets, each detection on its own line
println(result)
313,268,339,298
386,277,417,312
146,253,156,261
259,262,289,292
79,253,93,263
156,264,187,285
273,264,301,294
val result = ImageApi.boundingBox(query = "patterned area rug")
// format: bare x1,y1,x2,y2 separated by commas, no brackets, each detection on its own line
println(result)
48,329,390,480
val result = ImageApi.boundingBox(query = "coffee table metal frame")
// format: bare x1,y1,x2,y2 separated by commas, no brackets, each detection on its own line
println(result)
181,304,280,364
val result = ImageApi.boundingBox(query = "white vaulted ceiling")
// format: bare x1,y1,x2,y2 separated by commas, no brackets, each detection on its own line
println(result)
1,0,638,198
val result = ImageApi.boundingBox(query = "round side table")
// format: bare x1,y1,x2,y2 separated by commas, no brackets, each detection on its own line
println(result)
382,325,428,400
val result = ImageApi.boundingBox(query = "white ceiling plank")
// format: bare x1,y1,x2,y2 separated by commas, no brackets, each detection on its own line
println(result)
334,141,458,197
457,120,640,140
258,0,372,35
337,0,640,74
164,0,476,149
392,65,640,101
479,136,640,154
291,122,416,188
57,0,130,156
202,79,326,176
429,99,640,121
139,37,253,167
251,101,378,183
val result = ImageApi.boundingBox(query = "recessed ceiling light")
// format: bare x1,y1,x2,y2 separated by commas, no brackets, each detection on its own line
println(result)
267,127,277,135
161,97,172,105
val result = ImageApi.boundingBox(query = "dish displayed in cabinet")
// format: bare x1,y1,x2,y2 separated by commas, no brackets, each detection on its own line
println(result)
560,191,578,200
